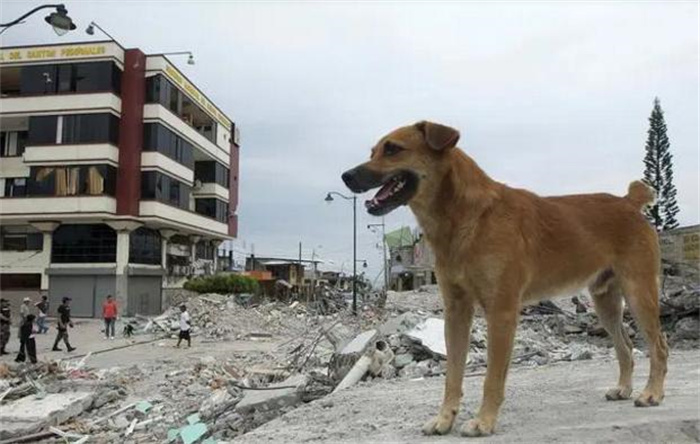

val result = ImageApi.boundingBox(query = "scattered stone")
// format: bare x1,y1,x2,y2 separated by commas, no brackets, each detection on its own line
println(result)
394,353,414,369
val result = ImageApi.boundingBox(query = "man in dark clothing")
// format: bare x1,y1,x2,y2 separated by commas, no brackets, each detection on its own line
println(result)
52,297,76,352
35,295,49,334
15,314,37,364
0,298,11,355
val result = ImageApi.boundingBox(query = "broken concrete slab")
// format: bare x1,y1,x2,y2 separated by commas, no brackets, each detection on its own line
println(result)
0,392,94,440
235,374,309,414
339,329,378,355
394,353,414,369
378,312,423,336
199,388,238,420
403,318,446,358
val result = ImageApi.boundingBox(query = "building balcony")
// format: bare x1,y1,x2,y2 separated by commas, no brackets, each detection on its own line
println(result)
0,93,121,116
141,152,194,184
139,201,229,238
24,143,119,166
143,104,229,165
0,196,116,220
192,182,229,201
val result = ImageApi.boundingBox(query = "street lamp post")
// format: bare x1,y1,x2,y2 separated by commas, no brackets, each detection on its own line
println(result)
0,4,76,35
325,191,358,314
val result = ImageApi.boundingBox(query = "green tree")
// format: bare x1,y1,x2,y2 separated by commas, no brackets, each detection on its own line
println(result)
643,97,680,231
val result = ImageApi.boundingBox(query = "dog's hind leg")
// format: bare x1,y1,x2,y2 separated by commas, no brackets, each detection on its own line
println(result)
618,268,668,407
422,283,474,436
590,273,634,401
461,300,519,437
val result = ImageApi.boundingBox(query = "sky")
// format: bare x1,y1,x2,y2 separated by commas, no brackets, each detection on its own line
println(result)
1,1,698,283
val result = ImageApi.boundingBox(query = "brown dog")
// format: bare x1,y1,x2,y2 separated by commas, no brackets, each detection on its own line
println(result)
342,121,668,437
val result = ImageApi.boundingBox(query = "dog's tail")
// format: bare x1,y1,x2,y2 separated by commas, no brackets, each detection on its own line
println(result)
625,180,656,211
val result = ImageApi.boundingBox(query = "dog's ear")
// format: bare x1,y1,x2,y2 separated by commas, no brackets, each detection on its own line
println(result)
415,121,460,151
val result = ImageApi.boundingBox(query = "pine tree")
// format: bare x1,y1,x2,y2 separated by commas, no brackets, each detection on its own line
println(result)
642,97,680,231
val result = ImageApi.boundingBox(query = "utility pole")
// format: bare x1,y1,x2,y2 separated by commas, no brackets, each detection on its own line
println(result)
298,241,302,292
368,217,388,292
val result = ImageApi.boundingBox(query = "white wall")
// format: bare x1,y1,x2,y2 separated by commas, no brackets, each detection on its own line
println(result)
0,93,121,116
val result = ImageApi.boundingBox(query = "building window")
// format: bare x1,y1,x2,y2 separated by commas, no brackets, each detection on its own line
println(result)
28,165,116,197
52,224,116,263
195,198,228,223
62,113,119,145
196,241,215,260
194,161,229,188
4,178,27,197
129,227,162,265
145,75,217,143
140,171,191,210
20,62,122,96
28,116,58,145
0,131,28,157
143,123,194,168
0,226,43,251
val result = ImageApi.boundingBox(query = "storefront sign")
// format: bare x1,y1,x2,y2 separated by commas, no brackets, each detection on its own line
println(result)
0,44,107,63
163,64,231,129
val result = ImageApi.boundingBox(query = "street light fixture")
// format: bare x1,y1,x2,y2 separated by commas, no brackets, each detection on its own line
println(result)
0,4,76,35
161,51,196,66
325,191,358,315
85,21,117,41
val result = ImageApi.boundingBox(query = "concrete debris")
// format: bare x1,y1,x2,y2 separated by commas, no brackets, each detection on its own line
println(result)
0,392,94,440
1,269,695,443
404,318,447,358
236,374,309,414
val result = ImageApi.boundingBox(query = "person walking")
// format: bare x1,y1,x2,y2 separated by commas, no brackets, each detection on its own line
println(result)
15,314,37,364
19,297,32,323
52,297,76,352
35,295,49,334
176,304,191,348
0,298,10,355
102,295,118,340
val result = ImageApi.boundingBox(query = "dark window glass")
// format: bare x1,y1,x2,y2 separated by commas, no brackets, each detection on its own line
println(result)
0,131,28,157
62,113,119,145
194,161,229,188
52,224,116,263
129,227,161,265
0,226,43,252
27,165,116,197
195,198,228,223
196,241,215,260
20,65,57,95
4,178,27,197
28,116,57,145
142,123,194,168
21,62,121,96
140,171,191,210
145,76,160,103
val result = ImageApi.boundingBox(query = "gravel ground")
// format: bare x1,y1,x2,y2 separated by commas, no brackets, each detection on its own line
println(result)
234,349,700,443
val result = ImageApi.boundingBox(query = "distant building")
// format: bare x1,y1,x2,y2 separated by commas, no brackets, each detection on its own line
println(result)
386,226,435,291
0,41,240,317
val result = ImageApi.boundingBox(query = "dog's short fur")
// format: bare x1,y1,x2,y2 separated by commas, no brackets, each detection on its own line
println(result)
342,121,668,437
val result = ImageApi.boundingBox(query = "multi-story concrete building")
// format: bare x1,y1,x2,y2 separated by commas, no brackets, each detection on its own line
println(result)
0,41,239,317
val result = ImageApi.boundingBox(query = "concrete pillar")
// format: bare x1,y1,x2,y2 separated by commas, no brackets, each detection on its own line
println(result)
106,221,142,315
160,229,177,290
190,236,201,268
30,221,60,291
212,239,223,273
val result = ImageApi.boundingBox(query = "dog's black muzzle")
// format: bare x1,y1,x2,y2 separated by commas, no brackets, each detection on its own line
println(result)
341,165,385,193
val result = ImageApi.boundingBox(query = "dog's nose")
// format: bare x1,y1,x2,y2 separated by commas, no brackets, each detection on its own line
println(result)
342,170,358,190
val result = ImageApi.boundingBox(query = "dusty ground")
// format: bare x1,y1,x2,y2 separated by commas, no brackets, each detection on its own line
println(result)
235,350,700,443
0,318,277,368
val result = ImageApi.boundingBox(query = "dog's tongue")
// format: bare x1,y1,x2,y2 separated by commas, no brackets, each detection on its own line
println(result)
374,182,394,201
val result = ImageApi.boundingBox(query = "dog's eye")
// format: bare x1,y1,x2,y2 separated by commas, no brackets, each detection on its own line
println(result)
384,142,404,157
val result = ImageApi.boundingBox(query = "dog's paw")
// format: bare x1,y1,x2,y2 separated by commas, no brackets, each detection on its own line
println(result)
422,411,456,435
605,385,632,401
460,418,495,437
634,389,663,407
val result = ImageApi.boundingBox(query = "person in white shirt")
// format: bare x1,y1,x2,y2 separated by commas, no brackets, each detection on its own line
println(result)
176,304,191,348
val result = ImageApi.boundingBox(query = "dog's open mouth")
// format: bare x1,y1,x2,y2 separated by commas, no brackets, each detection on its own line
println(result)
364,171,419,216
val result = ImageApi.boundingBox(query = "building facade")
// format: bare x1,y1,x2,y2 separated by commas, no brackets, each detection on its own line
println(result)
0,41,239,317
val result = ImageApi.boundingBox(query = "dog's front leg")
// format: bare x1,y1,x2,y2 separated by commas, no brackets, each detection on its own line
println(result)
461,306,518,437
422,291,474,435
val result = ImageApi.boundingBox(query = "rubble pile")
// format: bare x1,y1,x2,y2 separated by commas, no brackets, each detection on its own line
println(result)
660,273,700,345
